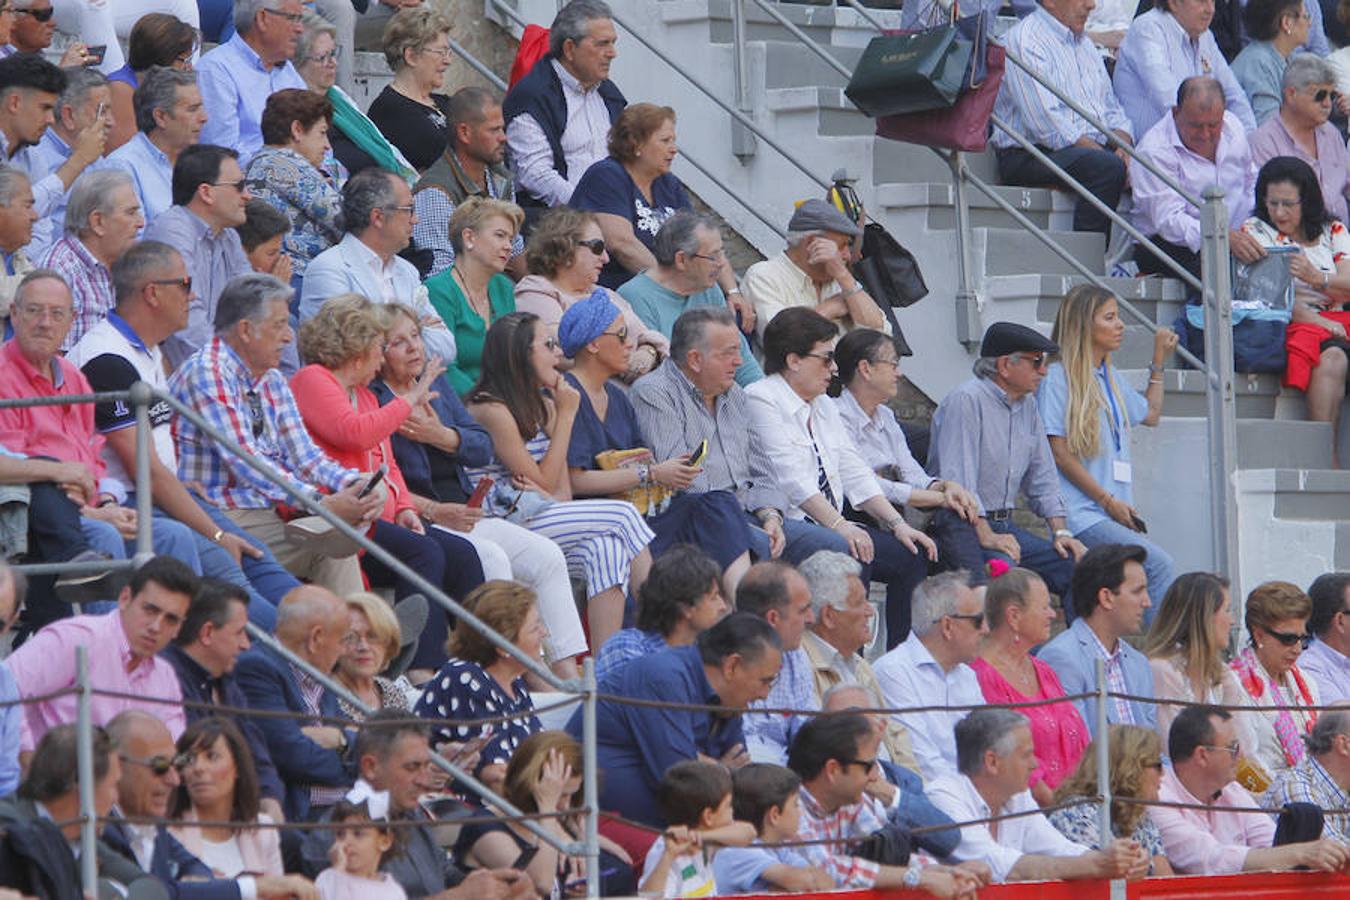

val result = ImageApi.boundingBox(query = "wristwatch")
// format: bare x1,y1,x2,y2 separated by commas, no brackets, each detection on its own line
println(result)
1054,528,1074,540
902,863,923,888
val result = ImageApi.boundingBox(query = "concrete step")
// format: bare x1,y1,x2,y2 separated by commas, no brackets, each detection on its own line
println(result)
765,87,876,137
1123,369,1300,419
877,182,1075,231
975,226,1105,276
762,40,864,90
663,0,899,47
872,139,1001,195
1262,468,1350,521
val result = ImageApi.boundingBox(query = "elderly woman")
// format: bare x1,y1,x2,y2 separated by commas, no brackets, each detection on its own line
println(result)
335,591,414,720
1233,0,1313,125
1250,55,1350,224
105,12,197,150
560,290,754,596
515,206,668,381
1048,725,1175,876
971,568,1090,806
245,89,343,280
745,306,937,646
367,7,453,173
168,717,282,878
1232,581,1322,782
290,294,486,677
424,197,523,396
465,312,655,650
414,581,546,788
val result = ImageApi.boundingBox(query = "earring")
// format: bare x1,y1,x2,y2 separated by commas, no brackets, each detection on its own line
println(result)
466,243,474,251
1012,631,1022,646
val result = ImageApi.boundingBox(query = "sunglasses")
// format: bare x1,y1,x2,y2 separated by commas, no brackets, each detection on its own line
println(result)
1014,351,1048,368
803,350,835,365
120,752,190,776
151,275,192,292
1314,88,1340,104
246,390,266,440
212,179,247,193
15,6,53,22
599,326,629,343
1262,626,1312,649
947,612,986,628
576,238,606,257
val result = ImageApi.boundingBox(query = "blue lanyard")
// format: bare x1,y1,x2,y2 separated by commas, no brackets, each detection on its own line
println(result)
1099,363,1123,453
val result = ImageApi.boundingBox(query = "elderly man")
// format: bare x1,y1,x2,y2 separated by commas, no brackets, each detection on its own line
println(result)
300,167,456,363
874,572,987,781
738,561,819,765
40,169,142,349
992,0,1133,234
197,0,307,162
1301,572,1350,700
744,199,888,339
0,165,37,322
503,0,626,210
620,209,762,384
1268,708,1350,843
9,556,195,755
1133,76,1260,278
104,66,208,223
236,585,356,822
1156,705,1350,873
1036,544,1157,734
170,273,380,594
929,709,1148,882
1250,54,1350,222
929,321,1084,606
144,144,254,369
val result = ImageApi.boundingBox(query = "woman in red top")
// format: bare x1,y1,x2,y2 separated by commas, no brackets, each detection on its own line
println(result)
290,293,484,681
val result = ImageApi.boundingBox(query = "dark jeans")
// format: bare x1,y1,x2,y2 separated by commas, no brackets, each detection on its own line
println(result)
23,480,95,624
997,144,1126,235
854,522,931,649
1135,235,1201,280
928,508,1076,620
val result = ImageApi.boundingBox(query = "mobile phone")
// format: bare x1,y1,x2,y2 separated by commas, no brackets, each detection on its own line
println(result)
687,438,708,467
466,476,494,509
1130,513,1148,534
357,465,387,499
84,45,106,66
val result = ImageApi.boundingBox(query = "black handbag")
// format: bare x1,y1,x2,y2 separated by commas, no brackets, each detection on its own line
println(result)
845,8,988,118
856,223,929,309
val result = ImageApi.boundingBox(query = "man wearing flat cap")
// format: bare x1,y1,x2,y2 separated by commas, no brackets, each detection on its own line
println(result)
743,199,890,340
927,322,1085,604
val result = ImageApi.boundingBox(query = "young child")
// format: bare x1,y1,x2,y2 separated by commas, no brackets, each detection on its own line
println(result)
713,763,835,894
640,760,756,898
316,796,408,900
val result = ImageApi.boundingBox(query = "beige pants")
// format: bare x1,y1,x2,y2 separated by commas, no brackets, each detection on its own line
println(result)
222,508,365,597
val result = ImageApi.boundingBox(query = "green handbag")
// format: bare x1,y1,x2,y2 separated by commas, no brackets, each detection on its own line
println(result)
845,17,979,117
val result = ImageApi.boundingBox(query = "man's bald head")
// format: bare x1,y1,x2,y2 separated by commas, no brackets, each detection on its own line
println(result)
822,683,873,713
108,709,179,819
1173,76,1227,162
274,584,349,673
1176,75,1225,111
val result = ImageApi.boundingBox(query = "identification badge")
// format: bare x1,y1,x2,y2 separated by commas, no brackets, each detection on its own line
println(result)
1113,460,1132,483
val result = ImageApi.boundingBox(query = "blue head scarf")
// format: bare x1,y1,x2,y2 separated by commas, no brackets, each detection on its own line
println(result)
558,288,622,358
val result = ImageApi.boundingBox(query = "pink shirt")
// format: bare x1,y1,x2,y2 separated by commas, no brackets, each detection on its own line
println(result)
971,656,1089,790
1249,114,1350,225
315,868,407,900
0,339,106,479
1153,765,1275,874
8,609,186,752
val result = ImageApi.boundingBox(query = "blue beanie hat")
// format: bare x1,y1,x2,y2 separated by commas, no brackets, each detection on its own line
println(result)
558,288,622,358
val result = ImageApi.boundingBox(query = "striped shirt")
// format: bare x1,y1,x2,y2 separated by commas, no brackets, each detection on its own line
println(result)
744,647,820,766
796,786,882,888
1266,755,1350,843
594,628,666,682
1084,626,1136,725
292,664,346,809
41,234,115,352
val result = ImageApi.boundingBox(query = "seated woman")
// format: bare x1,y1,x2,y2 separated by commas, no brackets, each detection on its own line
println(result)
372,303,585,677
1036,285,1178,615
414,580,546,790
514,207,668,382
745,306,937,646
237,200,293,283
1250,56,1350,222
367,8,453,173
106,12,197,151
971,568,1089,807
1241,155,1350,467
246,89,343,283
560,290,753,596
335,591,416,721
1232,580,1322,785
1232,0,1309,126
1047,725,1175,876
290,294,486,678
168,717,283,878
424,197,523,396
465,312,655,650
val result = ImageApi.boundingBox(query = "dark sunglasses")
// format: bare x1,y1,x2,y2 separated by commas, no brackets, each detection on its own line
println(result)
947,611,986,628
246,389,265,440
15,6,53,21
576,238,606,256
213,179,248,192
842,757,878,772
1314,88,1340,104
1015,351,1048,368
1262,626,1312,649
151,275,192,292
120,752,189,776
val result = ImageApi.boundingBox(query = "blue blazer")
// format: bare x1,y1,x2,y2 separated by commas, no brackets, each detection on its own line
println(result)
234,647,354,822
102,818,239,899
1035,618,1157,736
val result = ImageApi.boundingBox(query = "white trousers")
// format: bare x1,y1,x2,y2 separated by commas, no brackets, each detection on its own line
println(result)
52,0,200,73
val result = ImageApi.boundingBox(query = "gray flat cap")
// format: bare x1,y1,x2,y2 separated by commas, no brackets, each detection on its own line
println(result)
787,198,862,237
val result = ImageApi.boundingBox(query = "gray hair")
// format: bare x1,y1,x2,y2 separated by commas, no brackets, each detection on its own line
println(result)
973,356,999,378
910,570,973,637
799,550,863,614
653,209,718,267
1283,53,1337,94
549,0,613,56
64,170,132,236
296,11,337,64
134,66,196,135
1306,708,1350,755
235,0,288,36
15,269,70,309
785,229,824,249
340,167,399,235
113,240,182,307
670,305,737,364
56,67,107,121
213,272,293,334
0,165,30,207
820,682,872,711
956,709,1029,776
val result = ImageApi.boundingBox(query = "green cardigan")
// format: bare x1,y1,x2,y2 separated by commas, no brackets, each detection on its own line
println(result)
425,269,516,396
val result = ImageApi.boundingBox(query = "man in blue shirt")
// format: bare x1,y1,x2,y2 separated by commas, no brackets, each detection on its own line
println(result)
568,611,782,827
103,67,207,224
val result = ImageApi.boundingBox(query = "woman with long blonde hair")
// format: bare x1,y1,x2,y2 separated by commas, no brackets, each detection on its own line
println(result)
1036,285,1178,617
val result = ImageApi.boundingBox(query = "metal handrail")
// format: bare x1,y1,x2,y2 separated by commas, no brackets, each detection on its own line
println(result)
747,0,854,79
677,149,789,238
449,34,508,91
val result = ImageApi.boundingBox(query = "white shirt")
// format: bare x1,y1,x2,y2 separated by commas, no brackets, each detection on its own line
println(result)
349,234,399,305
833,388,936,507
873,633,983,780
743,251,891,341
506,59,612,207
926,774,1089,882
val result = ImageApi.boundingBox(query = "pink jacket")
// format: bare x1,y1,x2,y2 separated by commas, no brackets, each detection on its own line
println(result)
169,811,285,876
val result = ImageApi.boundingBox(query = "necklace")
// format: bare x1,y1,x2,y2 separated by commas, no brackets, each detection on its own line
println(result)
452,265,490,322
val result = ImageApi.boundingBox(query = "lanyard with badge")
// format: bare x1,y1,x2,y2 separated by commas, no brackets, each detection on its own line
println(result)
1099,362,1131,485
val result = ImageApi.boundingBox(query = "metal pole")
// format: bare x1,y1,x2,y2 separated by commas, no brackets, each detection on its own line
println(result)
447,35,507,91
131,381,153,563
747,0,854,78
948,152,981,349
730,0,757,158
582,657,600,899
1094,657,1111,847
76,647,97,897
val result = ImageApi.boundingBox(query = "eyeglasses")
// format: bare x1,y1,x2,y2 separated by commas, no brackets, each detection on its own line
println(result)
1262,626,1312,649
600,326,629,343
870,357,900,369
576,238,606,257
1314,88,1340,104
15,6,54,22
802,350,835,365
246,390,266,440
305,50,338,64
1202,742,1241,758
691,249,725,262
16,303,68,322
383,204,415,215
1013,352,1048,368
212,179,248,192
1266,198,1302,210
150,275,192,292
419,45,453,59
947,612,986,628
120,752,190,776
841,757,878,773
263,7,304,23
342,631,373,648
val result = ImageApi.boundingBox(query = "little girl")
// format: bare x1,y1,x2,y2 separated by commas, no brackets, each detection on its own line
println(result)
316,795,408,900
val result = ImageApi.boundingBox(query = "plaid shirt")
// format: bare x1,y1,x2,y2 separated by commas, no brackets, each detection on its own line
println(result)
1084,626,1135,725
291,664,347,808
796,786,882,888
594,628,666,683
745,647,820,765
41,235,113,351
1267,755,1350,843
169,336,356,509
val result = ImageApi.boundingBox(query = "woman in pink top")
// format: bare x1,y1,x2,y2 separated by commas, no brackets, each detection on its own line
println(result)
971,568,1090,806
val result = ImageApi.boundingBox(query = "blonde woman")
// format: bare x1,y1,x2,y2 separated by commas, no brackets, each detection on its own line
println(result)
367,8,454,172
335,592,414,720
1035,285,1178,613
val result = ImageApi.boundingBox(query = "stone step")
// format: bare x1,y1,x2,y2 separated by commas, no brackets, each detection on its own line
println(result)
1122,368,1298,419
975,226,1106,277
1261,469,1350,521
877,182,1075,231
872,135,1002,185
663,0,898,47
762,40,864,90
764,87,877,137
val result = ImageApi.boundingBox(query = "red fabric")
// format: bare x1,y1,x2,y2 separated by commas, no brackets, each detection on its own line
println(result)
0,339,107,479
509,25,551,89
874,44,1005,152
1284,311,1350,391
599,814,658,875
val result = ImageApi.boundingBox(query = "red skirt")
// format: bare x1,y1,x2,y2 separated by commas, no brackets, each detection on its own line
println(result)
1284,310,1350,391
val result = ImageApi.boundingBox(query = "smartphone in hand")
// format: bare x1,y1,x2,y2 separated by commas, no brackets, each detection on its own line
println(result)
357,464,388,499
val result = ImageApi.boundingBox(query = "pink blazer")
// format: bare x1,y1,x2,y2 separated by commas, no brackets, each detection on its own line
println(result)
169,811,284,876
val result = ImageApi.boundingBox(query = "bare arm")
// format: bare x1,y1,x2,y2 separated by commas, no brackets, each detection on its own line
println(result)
594,212,657,276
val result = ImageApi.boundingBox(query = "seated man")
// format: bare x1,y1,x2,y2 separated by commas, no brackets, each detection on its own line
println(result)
1300,572,1350,701
928,708,1148,882
299,167,456,363
235,585,357,822
993,0,1133,234
0,165,37,323
743,199,888,340
169,273,380,595
619,209,762,385
0,562,21,797
1249,54,1350,223
103,66,207,223
1156,705,1349,873
740,561,819,765
1036,544,1157,735
569,611,782,827
502,0,625,210
1267,708,1350,843
1132,76,1261,279
873,571,987,781
8,555,196,755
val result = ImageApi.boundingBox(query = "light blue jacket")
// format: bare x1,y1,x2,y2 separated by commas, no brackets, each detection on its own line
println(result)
1036,617,1157,736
